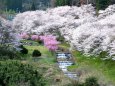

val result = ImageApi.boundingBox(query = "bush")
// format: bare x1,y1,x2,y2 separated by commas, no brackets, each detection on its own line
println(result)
84,77,99,86
67,77,99,86
19,45,28,54
32,50,41,57
0,46,20,60
0,61,46,86
99,51,108,58
38,40,43,45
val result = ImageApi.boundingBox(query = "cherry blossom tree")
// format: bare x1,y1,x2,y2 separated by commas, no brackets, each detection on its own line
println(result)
31,35,39,41
40,35,59,52
20,33,29,39
0,17,19,45
12,4,115,60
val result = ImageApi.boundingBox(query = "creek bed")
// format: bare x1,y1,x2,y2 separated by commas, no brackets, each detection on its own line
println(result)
56,51,78,80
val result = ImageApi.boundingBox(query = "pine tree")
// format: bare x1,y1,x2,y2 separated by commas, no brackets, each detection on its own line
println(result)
95,0,111,10
31,2,36,11
98,0,110,10
56,0,71,6
6,0,22,12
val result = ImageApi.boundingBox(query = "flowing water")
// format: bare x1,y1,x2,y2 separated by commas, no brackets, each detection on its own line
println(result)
56,51,78,80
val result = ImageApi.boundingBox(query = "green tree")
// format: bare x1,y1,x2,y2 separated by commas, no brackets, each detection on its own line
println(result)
0,61,46,86
99,0,110,10
56,0,71,6
96,0,111,10
96,0,99,16
96,0,111,16
31,2,36,11
6,0,22,12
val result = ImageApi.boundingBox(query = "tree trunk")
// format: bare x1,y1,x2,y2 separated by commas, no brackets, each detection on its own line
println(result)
80,0,86,5
51,0,56,7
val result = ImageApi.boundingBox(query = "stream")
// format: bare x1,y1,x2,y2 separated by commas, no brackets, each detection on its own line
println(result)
56,50,78,80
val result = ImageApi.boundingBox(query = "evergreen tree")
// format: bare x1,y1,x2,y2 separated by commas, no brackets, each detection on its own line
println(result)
96,0,99,15
96,0,111,10
99,0,110,10
6,0,22,12
56,0,71,6
31,2,36,11
96,0,111,16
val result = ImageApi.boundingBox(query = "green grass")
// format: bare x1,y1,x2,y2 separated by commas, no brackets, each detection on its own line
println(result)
68,51,115,85
55,42,115,85
24,45,56,64
58,42,70,49
19,40,72,86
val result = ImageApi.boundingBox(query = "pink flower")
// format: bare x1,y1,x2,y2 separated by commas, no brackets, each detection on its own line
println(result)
41,35,59,51
31,35,39,40
20,33,29,39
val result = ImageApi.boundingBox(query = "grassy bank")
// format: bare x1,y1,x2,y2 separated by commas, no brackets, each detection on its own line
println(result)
68,51,115,86
59,43,115,85
20,42,72,86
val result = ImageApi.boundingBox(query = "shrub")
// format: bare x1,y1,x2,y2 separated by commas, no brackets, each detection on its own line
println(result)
32,50,41,57
84,77,99,86
0,46,20,60
0,61,46,86
19,45,28,54
38,40,43,45
19,45,24,48
67,77,99,86
66,81,84,86
99,51,108,58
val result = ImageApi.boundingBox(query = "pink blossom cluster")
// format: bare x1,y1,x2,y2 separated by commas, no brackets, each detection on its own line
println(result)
20,33,29,39
20,33,40,41
31,35,39,40
40,35,59,51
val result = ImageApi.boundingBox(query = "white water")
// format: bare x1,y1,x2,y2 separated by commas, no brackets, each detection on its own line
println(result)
56,52,78,80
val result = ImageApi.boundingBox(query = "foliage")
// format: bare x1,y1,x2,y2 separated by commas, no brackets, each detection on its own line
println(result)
31,35,39,41
96,0,111,15
19,45,28,54
0,60,46,86
56,31,65,43
0,46,20,60
13,4,95,34
0,19,18,45
97,0,111,10
84,77,99,86
40,35,59,51
71,50,115,85
56,0,71,6
67,77,99,86
99,51,108,58
6,0,22,12
20,33,29,39
32,50,41,57
13,4,115,59
31,2,36,11
38,40,43,45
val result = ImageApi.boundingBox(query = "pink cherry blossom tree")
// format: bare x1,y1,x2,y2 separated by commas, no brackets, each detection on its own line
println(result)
19,33,29,39
31,35,39,41
40,35,59,53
